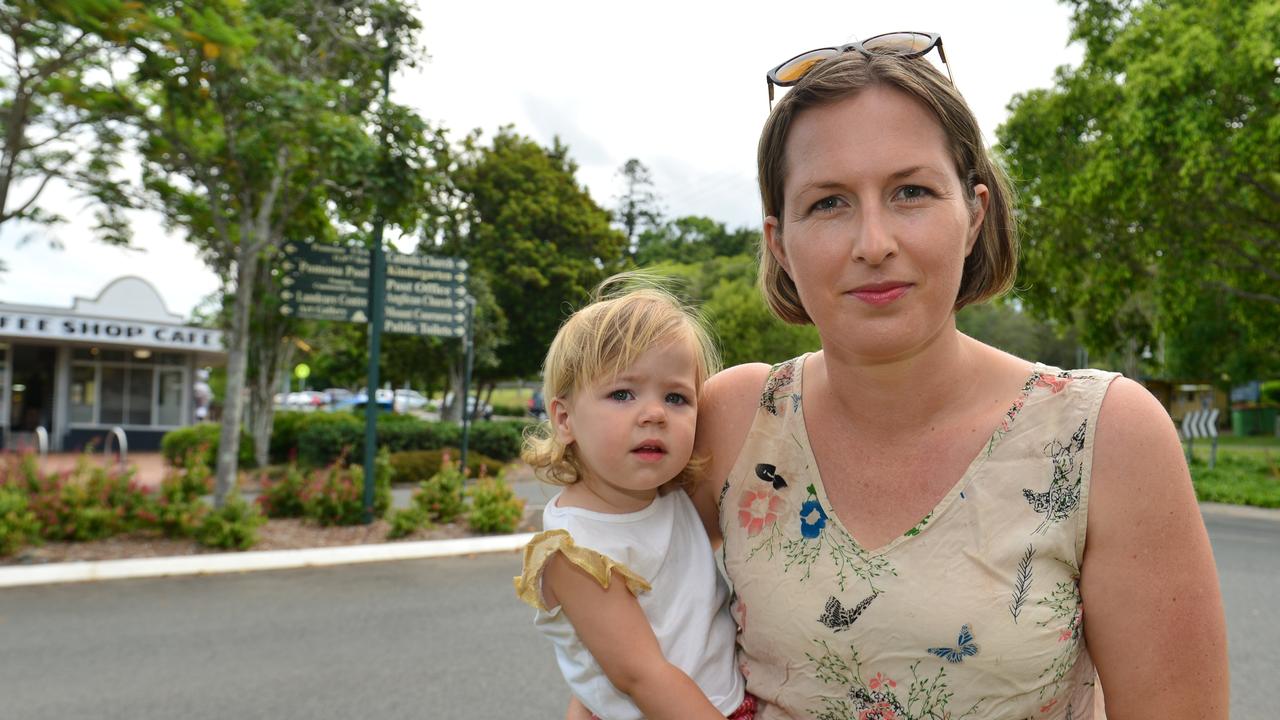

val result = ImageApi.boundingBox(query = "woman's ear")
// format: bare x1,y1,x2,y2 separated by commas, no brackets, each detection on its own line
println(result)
966,184,989,256
549,396,574,446
764,215,790,274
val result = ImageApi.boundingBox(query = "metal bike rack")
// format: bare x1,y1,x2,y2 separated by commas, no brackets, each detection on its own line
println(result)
104,426,128,469
34,426,49,459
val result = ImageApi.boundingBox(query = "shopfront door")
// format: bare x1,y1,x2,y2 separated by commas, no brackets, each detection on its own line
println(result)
7,344,56,449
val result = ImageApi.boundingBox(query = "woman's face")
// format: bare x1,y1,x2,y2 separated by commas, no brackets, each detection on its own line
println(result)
765,85,988,363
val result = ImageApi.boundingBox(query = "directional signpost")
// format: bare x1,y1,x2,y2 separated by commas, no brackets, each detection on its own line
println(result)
1182,408,1220,468
279,242,469,338
279,240,475,521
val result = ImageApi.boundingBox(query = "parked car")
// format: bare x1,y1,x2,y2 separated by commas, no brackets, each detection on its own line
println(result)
332,391,394,414
393,389,429,412
286,390,328,409
325,388,355,406
443,393,494,421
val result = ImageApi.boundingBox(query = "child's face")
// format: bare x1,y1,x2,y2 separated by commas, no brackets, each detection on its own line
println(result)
551,339,699,509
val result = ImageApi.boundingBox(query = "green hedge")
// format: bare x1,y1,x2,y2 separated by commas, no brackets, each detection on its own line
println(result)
283,413,530,468
161,423,256,469
389,449,503,485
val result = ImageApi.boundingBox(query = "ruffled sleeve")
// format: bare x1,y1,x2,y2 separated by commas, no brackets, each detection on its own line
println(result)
512,528,653,611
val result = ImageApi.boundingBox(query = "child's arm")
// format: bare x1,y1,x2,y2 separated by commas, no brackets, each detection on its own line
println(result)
566,696,592,720
544,554,726,720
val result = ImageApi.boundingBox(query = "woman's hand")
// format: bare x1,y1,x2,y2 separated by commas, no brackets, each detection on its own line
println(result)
1081,378,1228,718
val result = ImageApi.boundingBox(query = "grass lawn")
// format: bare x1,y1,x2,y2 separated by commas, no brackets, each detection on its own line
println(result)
1186,449,1280,508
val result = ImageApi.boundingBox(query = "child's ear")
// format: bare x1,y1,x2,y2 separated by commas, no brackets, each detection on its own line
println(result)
549,396,574,446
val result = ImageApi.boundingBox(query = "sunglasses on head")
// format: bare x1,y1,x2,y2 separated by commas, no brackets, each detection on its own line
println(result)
766,31,952,105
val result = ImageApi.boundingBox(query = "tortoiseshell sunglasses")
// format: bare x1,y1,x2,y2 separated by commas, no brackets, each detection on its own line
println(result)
766,31,952,106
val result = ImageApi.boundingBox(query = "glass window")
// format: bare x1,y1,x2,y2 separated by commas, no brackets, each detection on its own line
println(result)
157,369,183,426
127,368,152,425
99,350,127,363
100,366,124,424
70,365,96,424
156,353,185,366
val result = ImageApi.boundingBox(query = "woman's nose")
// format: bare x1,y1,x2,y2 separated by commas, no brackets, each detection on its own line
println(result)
852,207,898,265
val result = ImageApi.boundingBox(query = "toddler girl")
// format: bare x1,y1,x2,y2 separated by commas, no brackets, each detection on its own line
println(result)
513,278,752,720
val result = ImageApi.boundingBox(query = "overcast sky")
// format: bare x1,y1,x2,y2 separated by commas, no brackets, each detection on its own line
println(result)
0,0,1082,319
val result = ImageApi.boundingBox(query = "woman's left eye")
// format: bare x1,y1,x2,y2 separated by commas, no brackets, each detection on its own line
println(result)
897,185,932,202
665,393,689,406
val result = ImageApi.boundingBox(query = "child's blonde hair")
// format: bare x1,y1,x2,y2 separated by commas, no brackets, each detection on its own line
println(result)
521,273,720,489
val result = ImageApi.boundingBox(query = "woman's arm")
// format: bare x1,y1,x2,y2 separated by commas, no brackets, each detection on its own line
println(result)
544,555,727,720
1081,378,1228,718
691,363,771,542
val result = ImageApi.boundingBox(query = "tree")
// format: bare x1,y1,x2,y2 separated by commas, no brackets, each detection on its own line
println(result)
635,215,758,266
613,158,662,255
997,0,1279,380
95,0,428,503
0,1,139,248
424,127,627,384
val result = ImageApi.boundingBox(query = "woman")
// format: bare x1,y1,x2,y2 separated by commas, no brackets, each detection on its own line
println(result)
692,35,1228,719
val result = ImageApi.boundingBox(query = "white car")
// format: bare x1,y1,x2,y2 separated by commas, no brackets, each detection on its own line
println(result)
394,389,429,412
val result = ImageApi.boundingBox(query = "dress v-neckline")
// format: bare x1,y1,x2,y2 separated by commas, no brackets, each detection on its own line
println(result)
789,353,1048,555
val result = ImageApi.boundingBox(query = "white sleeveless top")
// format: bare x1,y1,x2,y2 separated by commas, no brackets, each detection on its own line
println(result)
515,490,745,720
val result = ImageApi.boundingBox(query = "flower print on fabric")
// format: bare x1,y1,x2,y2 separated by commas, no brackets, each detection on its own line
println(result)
759,359,800,416
775,485,896,592
807,641,984,720
1035,560,1085,701
800,492,828,538
1023,420,1088,534
984,370,1075,457
739,488,783,537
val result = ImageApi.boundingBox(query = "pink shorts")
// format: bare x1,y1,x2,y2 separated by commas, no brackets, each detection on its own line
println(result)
591,693,757,720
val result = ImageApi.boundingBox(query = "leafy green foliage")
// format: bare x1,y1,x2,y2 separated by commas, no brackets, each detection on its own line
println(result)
255,464,307,518
636,216,758,266
161,424,256,470
298,449,393,526
956,301,1081,368
143,460,213,539
389,449,502,486
23,456,148,541
1189,451,1280,508
997,0,1280,380
411,452,466,524
196,492,266,550
425,127,627,380
466,475,526,534
386,505,432,540
0,484,40,556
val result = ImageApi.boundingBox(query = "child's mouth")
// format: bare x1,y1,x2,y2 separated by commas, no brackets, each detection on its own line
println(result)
632,444,667,461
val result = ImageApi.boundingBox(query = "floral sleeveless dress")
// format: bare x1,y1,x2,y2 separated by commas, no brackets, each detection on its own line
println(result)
717,354,1119,720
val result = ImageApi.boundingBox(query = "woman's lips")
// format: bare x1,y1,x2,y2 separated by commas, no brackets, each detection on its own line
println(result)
850,283,911,306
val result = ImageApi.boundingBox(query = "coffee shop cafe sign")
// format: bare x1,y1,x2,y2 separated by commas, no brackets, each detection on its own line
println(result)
0,276,224,352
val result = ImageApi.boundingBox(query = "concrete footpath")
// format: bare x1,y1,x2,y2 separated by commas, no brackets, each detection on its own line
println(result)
1,495,1275,589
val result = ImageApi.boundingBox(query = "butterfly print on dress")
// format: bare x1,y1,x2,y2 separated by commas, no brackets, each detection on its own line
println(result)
818,592,878,632
927,624,980,663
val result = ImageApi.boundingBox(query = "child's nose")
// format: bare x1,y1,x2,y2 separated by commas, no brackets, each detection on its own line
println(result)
638,398,667,424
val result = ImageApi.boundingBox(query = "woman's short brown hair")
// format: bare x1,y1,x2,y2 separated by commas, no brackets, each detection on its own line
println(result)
757,52,1018,324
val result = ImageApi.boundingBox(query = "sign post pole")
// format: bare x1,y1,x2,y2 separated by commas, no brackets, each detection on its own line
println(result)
362,53,392,524
459,295,475,473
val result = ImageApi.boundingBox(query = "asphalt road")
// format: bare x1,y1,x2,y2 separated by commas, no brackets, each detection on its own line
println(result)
1,507,1275,720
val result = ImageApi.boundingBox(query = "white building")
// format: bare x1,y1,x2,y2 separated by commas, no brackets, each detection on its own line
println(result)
0,277,225,451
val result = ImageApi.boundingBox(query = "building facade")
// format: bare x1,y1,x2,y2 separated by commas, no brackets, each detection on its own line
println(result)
0,277,225,452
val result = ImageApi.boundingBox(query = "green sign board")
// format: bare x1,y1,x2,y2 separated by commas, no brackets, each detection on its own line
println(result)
279,242,468,337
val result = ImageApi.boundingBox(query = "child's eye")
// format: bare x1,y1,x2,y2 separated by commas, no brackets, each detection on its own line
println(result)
608,389,634,402
665,392,689,406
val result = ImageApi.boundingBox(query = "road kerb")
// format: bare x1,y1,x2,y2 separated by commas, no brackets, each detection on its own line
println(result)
0,532,536,589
